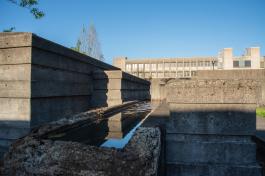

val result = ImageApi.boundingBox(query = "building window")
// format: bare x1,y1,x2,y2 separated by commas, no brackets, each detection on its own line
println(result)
152,72,157,78
177,62,183,67
126,64,131,72
191,71,196,76
261,61,264,68
177,71,183,77
198,61,204,67
233,61,239,68
151,64,157,71
245,60,251,67
158,72,164,78
145,64,150,71
184,71,190,77
132,64,138,71
184,62,190,67
145,72,151,78
165,63,170,71
170,72,176,77
171,63,176,70
191,62,196,67
158,63,163,71
138,64,144,71
205,61,210,67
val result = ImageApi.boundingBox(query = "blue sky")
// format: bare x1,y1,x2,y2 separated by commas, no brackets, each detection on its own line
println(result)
1,0,264,64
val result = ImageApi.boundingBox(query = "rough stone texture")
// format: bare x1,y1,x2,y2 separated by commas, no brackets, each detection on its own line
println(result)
1,126,161,176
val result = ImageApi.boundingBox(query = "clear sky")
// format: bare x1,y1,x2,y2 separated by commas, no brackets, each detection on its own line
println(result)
1,0,264,64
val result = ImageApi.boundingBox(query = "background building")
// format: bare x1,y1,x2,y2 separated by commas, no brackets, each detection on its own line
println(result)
114,47,264,79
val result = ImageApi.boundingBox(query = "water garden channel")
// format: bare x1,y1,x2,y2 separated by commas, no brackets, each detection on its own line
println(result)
44,101,155,148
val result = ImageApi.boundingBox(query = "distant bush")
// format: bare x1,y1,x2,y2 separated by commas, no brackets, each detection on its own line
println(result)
256,107,265,118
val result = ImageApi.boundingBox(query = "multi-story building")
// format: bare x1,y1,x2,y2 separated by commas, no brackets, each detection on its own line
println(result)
113,47,264,79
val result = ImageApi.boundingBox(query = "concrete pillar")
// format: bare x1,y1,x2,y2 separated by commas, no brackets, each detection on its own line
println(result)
222,48,233,70
245,47,261,69
113,57,127,71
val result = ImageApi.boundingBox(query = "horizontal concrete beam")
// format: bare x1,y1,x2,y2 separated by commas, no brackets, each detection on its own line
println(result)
0,33,118,71
166,79,261,104
167,103,256,135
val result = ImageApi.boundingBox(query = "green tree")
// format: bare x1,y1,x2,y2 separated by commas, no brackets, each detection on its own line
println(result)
3,0,44,32
8,0,45,19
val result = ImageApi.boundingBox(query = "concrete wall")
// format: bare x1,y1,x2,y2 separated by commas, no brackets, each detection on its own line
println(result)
0,32,150,156
150,69,265,105
92,70,150,107
165,77,262,176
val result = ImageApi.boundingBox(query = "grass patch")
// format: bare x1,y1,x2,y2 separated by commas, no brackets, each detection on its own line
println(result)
256,107,265,118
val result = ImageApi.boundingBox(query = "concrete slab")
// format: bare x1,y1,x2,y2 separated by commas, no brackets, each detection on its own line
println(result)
167,104,256,135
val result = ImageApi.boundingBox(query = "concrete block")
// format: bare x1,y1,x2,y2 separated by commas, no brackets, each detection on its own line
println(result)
32,47,93,74
0,64,31,81
0,98,30,121
0,47,31,64
31,65,92,83
167,163,262,176
31,81,93,97
0,126,30,139
166,134,256,164
0,81,30,98
30,96,91,127
166,79,261,104
167,104,256,135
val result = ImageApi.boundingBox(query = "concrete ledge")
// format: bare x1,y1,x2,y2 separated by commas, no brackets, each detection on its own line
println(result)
166,134,256,164
166,79,261,104
0,33,118,71
167,162,262,176
167,103,256,135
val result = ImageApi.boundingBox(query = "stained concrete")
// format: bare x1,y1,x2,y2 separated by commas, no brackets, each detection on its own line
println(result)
0,32,150,158
165,78,262,176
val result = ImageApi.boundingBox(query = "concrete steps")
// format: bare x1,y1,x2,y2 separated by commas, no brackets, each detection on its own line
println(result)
167,162,262,176
166,134,257,164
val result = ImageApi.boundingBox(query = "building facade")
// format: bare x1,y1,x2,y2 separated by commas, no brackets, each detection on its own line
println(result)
113,47,265,79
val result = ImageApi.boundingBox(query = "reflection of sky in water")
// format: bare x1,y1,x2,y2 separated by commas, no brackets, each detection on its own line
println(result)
101,102,153,148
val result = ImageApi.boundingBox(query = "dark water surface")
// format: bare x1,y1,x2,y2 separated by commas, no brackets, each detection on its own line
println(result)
45,101,154,148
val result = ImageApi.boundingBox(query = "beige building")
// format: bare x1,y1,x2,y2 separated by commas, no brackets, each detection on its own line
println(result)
113,47,264,79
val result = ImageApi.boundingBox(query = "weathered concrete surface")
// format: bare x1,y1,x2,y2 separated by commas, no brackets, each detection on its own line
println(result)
167,104,256,135
92,70,150,107
150,69,265,105
167,163,262,176
166,79,261,104
165,78,262,176
0,32,151,158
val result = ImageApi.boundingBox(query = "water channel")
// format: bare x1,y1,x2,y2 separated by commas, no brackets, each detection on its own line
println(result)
44,101,154,148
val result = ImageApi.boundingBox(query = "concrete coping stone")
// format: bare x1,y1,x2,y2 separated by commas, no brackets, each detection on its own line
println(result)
93,70,150,85
0,32,118,71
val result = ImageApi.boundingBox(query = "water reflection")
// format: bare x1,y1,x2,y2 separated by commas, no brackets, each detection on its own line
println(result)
44,101,153,148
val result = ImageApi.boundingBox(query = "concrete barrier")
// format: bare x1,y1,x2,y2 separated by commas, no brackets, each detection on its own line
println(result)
165,78,262,176
92,70,150,107
0,32,150,157
150,69,265,105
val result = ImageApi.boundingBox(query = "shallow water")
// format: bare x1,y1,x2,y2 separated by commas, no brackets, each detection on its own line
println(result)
45,101,153,149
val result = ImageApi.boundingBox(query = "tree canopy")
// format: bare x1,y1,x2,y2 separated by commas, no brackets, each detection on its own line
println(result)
3,0,44,32
73,24,104,61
